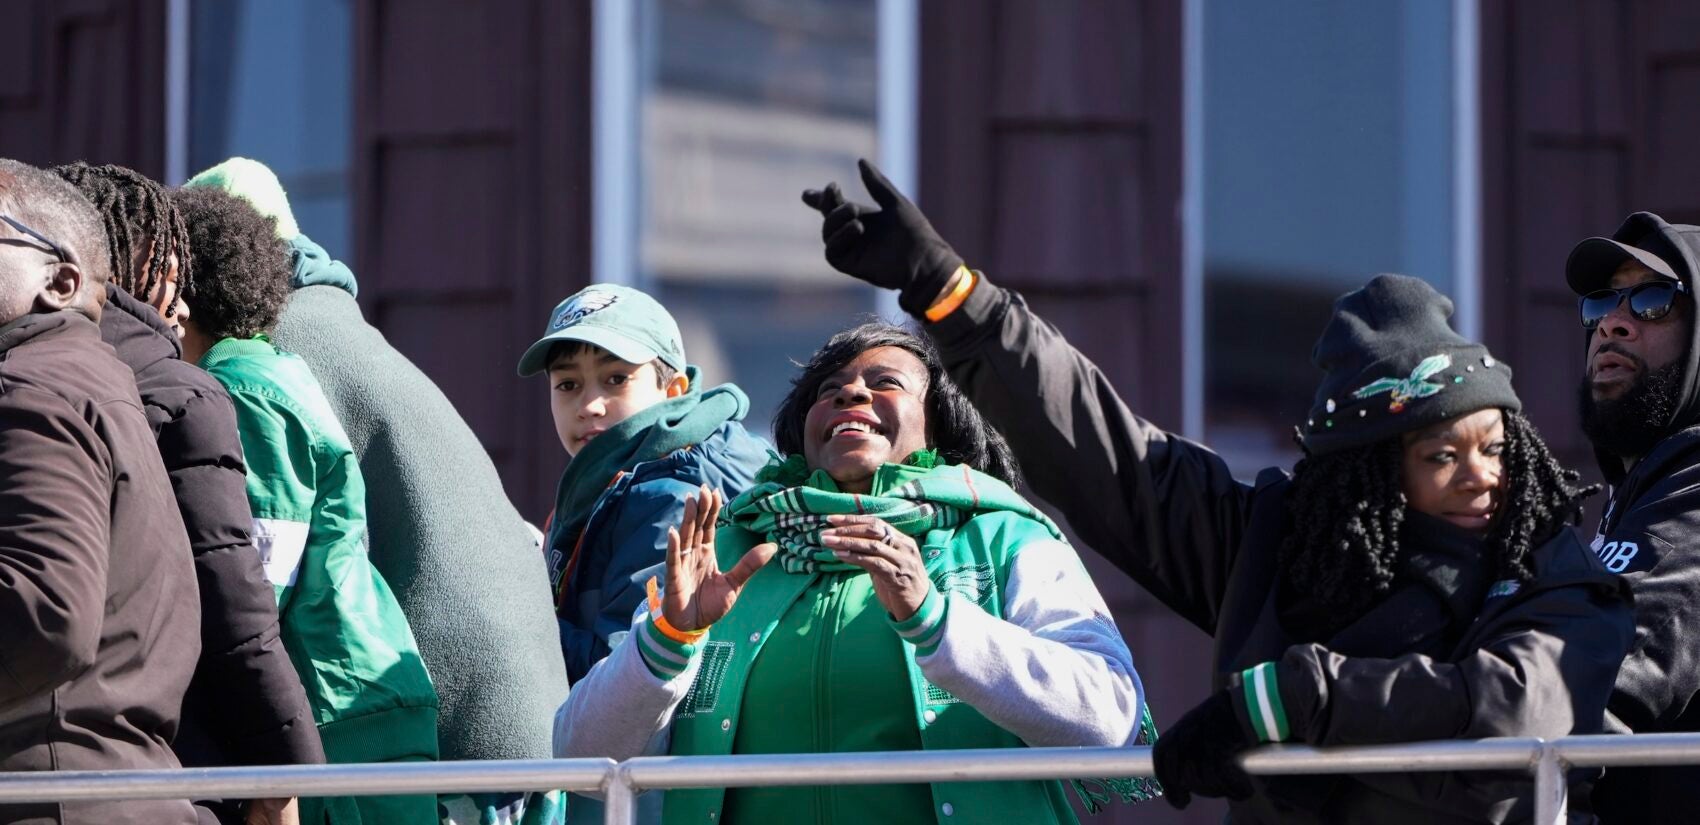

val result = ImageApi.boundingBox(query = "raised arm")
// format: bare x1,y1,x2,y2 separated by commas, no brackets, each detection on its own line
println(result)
553,488,775,764
803,160,1259,631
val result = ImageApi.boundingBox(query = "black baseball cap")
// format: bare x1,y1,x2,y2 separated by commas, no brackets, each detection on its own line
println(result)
1566,212,1691,295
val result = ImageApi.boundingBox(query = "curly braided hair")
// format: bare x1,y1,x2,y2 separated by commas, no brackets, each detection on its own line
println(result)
1281,410,1595,631
51,162,192,315
170,185,291,341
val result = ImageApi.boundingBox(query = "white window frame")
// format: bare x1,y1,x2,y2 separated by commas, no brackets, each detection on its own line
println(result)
1179,0,1483,440
591,0,918,294
165,0,192,185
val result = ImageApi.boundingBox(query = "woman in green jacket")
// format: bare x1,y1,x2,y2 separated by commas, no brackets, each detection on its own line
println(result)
174,185,440,824
554,323,1156,825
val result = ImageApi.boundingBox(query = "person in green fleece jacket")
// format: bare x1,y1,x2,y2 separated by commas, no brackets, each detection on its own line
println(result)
171,184,440,825
555,323,1158,825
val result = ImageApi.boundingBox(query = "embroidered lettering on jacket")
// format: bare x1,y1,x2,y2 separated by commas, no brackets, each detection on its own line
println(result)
676,641,735,718
922,679,962,707
932,563,996,608
1595,540,1641,574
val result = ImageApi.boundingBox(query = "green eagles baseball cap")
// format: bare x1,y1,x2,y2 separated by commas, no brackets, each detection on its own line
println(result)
517,284,687,377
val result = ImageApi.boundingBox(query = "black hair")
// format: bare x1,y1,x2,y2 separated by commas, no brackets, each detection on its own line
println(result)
0,158,111,290
773,322,1020,485
170,185,291,340
51,162,191,314
548,340,678,389
1281,409,1595,631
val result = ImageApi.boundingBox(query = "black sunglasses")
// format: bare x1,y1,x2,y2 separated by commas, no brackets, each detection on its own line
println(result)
1579,280,1688,330
0,214,70,264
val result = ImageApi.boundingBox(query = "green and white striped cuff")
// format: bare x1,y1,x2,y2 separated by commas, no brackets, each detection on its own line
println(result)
890,586,948,657
1239,661,1290,743
636,615,700,682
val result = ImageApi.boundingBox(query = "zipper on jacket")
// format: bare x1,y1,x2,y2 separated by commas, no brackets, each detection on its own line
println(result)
814,574,845,825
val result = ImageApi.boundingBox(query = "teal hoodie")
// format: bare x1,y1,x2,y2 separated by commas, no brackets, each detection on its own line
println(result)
543,372,770,825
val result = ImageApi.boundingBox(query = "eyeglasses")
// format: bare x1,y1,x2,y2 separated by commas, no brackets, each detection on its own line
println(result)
1579,280,1688,330
0,214,70,264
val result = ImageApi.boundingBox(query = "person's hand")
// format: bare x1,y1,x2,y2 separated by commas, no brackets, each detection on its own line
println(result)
662,486,776,631
801,159,966,315
1151,690,1258,809
244,797,298,825
820,514,931,620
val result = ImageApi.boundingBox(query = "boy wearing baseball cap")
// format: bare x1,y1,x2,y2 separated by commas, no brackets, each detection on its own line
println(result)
519,285,770,688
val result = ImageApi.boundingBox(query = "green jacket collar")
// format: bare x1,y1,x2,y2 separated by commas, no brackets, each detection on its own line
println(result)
198,334,276,370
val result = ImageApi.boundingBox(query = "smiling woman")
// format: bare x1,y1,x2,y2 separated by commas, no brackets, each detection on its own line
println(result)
554,322,1160,824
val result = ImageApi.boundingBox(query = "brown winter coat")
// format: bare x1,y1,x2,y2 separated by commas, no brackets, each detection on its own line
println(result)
0,311,200,825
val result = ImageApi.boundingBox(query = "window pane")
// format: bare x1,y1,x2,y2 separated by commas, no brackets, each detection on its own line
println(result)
1204,0,1456,475
639,0,882,437
189,0,353,262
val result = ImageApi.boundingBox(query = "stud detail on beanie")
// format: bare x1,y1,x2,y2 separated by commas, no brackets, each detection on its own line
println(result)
1352,353,1453,413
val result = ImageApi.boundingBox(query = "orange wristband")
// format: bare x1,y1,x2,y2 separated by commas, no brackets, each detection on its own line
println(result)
924,266,976,322
646,576,709,643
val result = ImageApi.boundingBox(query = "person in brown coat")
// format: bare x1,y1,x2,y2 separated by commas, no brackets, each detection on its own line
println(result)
0,158,201,825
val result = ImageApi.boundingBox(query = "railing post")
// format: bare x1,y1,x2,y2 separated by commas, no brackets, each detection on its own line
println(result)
603,764,638,825
1533,741,1568,825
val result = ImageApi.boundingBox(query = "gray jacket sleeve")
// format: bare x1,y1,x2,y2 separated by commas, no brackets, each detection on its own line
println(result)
924,276,1255,633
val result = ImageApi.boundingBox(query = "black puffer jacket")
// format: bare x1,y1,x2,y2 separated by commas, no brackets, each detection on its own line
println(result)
1576,215,1700,822
98,284,324,772
923,277,1635,823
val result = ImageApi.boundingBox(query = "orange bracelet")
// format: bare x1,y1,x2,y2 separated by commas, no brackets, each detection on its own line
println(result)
646,576,709,643
924,266,977,322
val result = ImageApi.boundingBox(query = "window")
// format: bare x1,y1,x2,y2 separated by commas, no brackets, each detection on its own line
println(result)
188,0,353,261
1201,0,1466,475
603,0,910,436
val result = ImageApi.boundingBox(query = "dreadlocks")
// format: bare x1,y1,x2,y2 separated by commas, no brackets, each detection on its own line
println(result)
1281,409,1595,631
52,162,192,315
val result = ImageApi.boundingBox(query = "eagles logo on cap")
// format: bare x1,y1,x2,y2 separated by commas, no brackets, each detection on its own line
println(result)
551,290,621,331
517,284,688,377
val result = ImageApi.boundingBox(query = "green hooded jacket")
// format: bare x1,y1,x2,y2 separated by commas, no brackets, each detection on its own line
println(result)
200,336,440,824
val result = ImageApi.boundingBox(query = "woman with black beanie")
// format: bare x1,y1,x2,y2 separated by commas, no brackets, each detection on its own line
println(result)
802,161,1637,823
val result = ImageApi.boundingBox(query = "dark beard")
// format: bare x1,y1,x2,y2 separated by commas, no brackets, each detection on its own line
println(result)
1579,356,1686,459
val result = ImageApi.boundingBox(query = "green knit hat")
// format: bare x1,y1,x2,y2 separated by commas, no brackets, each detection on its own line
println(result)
184,157,300,240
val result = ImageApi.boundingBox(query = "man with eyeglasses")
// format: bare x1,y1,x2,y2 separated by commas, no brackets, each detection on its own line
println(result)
1566,211,1700,820
0,158,200,825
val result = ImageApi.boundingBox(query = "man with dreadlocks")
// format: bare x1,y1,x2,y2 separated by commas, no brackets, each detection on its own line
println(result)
1565,213,1700,821
0,159,200,825
802,160,1635,823
54,162,324,825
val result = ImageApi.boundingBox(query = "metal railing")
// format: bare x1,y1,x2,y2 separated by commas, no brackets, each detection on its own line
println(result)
3,734,1699,824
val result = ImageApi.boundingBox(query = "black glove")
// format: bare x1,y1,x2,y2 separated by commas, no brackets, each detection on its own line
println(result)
800,158,965,316
1152,689,1258,810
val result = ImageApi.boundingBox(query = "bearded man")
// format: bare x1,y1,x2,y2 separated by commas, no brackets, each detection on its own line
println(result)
1568,211,1700,821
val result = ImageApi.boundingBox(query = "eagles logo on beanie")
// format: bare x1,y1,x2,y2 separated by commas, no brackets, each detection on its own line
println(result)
1300,274,1520,456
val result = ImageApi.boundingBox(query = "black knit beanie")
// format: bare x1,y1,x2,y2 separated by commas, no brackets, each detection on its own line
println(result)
1300,274,1520,456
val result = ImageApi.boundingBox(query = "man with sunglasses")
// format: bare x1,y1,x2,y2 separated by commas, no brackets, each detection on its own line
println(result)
1567,211,1700,820
0,159,200,825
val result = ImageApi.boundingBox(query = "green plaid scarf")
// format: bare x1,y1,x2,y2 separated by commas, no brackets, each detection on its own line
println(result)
726,451,1061,574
